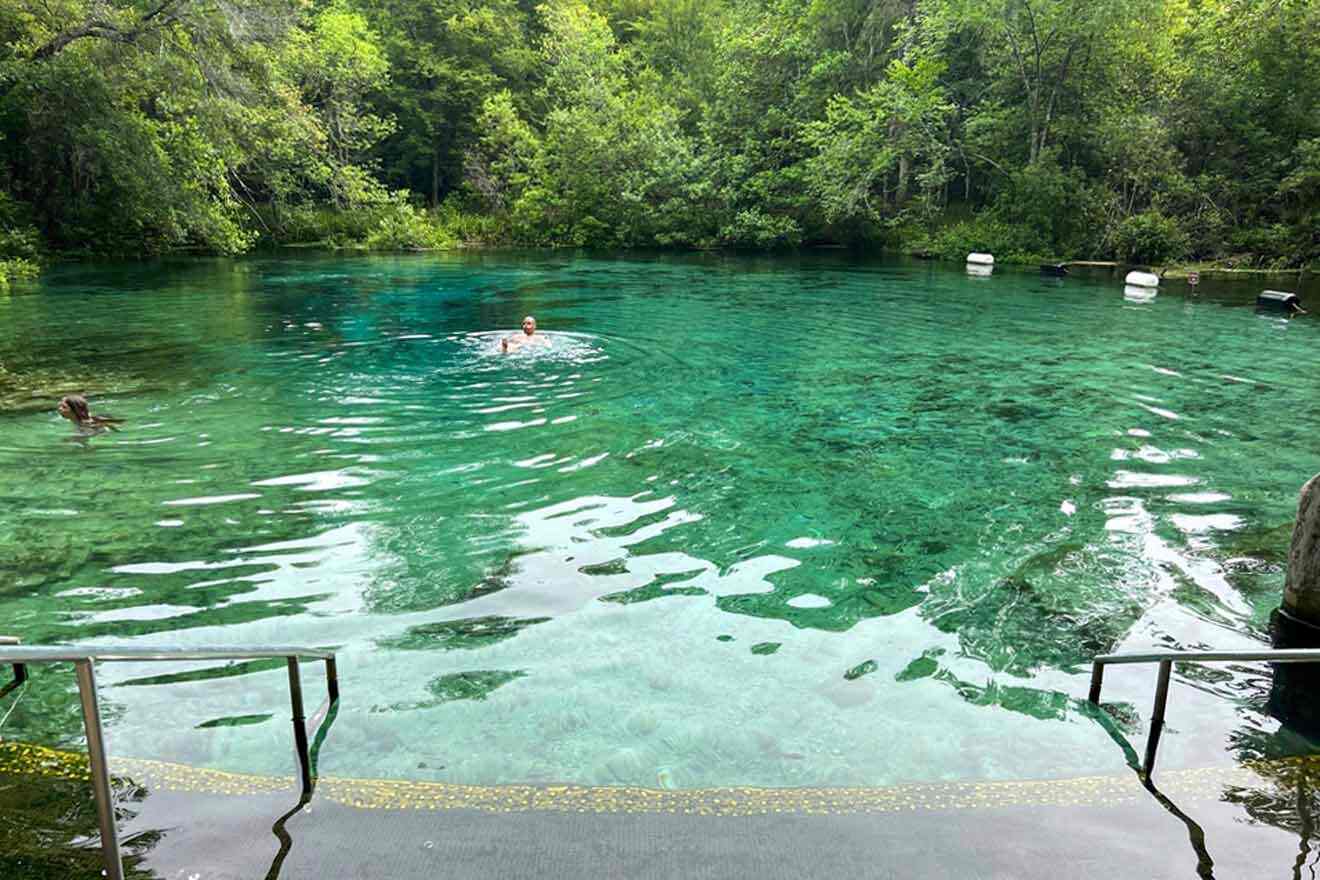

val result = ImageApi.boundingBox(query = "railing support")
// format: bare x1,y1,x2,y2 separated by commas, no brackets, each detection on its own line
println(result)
0,635,25,700
75,659,124,880
0,643,339,880
1142,659,1173,778
287,657,312,797
1088,661,1104,704
325,656,339,702
1089,648,1320,780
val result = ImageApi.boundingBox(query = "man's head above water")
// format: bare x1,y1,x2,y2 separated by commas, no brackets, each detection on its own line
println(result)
501,315,549,352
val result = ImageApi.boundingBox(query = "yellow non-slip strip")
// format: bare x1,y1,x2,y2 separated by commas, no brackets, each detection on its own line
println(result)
1,740,1312,817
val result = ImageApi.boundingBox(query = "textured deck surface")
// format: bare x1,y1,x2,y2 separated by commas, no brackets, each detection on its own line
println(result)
2,741,1313,879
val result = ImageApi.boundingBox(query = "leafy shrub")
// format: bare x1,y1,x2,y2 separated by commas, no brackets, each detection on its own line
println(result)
269,193,495,250
364,195,456,250
1227,223,1302,268
0,258,39,291
921,216,1052,264
435,197,503,244
987,158,1097,257
1111,211,1190,264
274,205,379,246
0,192,42,261
718,209,802,250
0,226,40,261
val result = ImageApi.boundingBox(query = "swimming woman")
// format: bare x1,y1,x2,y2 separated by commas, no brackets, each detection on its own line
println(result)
57,395,123,433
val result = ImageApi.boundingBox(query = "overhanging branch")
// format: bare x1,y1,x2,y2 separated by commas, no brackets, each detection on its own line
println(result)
32,0,188,60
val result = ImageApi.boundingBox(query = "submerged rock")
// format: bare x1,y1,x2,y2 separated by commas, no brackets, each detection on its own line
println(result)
592,747,646,784
425,669,526,704
895,650,943,682
843,659,878,680
378,615,549,651
1284,474,1320,623
624,708,659,737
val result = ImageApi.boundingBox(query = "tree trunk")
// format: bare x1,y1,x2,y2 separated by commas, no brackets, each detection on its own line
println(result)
888,117,909,206
431,145,440,208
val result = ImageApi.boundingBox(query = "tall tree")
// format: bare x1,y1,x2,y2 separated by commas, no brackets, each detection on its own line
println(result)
364,0,535,206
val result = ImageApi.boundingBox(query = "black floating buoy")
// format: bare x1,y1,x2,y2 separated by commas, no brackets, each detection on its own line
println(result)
1040,263,1069,277
1257,290,1306,314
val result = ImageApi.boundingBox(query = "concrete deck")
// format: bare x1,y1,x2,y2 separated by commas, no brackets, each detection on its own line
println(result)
2,741,1315,879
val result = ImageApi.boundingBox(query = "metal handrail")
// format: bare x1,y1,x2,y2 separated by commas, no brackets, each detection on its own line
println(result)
1088,648,1320,778
0,639,339,880
0,636,26,699
0,645,336,663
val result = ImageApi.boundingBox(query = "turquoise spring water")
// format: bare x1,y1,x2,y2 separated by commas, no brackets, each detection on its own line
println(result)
1,252,1318,788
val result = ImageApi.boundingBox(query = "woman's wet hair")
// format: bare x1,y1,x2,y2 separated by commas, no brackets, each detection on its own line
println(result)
61,394,91,423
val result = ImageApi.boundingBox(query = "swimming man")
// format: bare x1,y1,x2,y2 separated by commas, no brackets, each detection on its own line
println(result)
501,316,552,352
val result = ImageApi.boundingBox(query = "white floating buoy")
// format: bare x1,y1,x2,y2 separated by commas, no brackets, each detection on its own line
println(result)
1124,284,1157,302
1124,270,1160,288
966,263,993,277
966,252,995,266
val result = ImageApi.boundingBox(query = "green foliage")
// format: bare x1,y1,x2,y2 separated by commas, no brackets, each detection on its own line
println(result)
718,209,802,250
471,0,711,248
0,224,40,262
920,216,1050,264
468,90,541,211
1225,224,1302,270
0,257,38,291
271,205,377,247
0,0,1316,264
0,0,395,255
364,194,457,250
0,192,41,286
804,58,954,229
266,193,489,250
1111,211,1190,265
986,158,1097,258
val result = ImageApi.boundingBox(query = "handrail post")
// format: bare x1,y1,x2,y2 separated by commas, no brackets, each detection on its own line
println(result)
1088,660,1104,704
325,656,339,702
287,657,312,796
75,659,124,880
0,636,25,700
1143,659,1173,778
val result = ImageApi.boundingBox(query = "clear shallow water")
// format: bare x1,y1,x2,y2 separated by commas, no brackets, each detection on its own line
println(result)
1,253,1319,788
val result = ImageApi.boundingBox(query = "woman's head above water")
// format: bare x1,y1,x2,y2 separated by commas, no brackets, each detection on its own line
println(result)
57,394,123,431
58,394,91,424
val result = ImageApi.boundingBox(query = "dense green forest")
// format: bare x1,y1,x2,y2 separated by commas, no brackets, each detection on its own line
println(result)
1,0,1317,277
